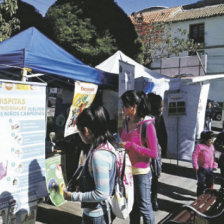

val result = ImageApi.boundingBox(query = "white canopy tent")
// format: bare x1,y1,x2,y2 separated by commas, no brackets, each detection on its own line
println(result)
96,50,173,98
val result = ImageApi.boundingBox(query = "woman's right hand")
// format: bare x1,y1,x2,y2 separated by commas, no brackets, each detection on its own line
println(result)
63,188,72,200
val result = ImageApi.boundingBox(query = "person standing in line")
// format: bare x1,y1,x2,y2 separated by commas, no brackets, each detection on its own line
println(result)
205,101,213,131
192,131,217,196
147,93,167,211
63,106,117,224
120,90,158,224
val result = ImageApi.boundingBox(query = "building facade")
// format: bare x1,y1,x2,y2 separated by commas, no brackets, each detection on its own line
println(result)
130,0,224,101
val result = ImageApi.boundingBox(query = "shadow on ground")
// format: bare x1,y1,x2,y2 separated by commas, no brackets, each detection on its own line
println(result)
36,205,82,224
159,182,196,200
162,162,196,179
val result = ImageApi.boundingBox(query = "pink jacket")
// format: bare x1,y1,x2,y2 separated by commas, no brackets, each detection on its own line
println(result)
121,118,158,169
192,143,217,170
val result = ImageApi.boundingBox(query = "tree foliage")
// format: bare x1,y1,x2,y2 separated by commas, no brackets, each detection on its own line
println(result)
0,0,20,42
134,18,198,67
16,0,43,31
43,0,144,66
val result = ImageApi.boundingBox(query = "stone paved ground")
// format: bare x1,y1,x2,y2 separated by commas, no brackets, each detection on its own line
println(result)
36,158,221,224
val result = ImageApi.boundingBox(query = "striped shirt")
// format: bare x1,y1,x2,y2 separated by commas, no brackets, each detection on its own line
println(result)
71,142,115,217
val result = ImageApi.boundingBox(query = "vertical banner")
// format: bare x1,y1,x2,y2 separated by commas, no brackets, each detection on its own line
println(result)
64,82,98,137
118,60,135,132
0,80,47,215
118,60,135,97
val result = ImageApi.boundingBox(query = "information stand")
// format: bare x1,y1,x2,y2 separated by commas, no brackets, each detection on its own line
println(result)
0,80,48,224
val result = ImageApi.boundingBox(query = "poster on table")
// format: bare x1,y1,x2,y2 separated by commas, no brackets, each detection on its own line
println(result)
0,80,48,215
64,81,98,137
45,155,66,206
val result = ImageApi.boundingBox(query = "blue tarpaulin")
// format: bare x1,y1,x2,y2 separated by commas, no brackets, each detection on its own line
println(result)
0,27,117,88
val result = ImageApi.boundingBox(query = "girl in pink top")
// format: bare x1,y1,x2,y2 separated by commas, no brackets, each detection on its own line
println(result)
120,90,158,224
192,131,217,196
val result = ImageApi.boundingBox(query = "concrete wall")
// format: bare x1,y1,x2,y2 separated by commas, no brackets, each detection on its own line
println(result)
151,55,207,76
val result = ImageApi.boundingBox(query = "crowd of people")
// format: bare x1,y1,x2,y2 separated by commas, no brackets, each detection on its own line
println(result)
62,90,224,224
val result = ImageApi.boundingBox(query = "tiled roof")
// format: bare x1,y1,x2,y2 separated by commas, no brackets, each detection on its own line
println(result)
168,4,224,22
130,7,182,24
130,4,224,24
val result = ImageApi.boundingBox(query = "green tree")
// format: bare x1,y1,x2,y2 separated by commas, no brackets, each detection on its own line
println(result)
16,0,43,31
0,0,20,42
43,0,143,66
134,18,198,67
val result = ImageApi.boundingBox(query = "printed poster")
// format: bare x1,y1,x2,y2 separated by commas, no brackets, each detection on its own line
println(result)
45,155,66,207
64,81,98,137
0,80,48,214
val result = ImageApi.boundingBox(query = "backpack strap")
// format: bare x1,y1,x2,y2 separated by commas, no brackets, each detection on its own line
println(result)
141,120,152,147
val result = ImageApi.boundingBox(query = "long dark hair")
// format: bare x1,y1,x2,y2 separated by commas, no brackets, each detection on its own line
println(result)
147,92,162,116
76,105,117,148
121,90,151,118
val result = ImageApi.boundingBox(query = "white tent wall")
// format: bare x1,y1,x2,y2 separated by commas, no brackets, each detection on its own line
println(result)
163,81,210,161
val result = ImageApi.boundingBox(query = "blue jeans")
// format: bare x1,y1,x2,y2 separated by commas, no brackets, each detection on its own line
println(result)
196,167,214,196
205,118,212,131
130,172,155,224
82,214,107,224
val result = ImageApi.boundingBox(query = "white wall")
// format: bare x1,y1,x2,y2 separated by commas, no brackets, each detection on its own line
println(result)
169,16,224,74
151,15,224,102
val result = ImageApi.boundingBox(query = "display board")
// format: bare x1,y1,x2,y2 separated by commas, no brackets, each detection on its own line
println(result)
0,80,48,216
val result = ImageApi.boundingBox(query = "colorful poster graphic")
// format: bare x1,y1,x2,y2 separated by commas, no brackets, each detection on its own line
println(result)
45,155,66,207
64,81,98,137
0,80,48,213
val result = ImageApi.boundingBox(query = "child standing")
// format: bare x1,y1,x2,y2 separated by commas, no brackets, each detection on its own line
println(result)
193,131,217,196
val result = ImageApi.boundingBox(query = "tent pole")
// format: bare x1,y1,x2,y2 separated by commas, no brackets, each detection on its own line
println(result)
21,68,32,82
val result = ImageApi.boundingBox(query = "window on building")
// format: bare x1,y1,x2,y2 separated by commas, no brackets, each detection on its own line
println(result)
168,101,186,116
189,23,204,55
189,23,204,44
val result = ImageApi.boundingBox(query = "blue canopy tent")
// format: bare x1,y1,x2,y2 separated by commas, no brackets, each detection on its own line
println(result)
0,27,117,89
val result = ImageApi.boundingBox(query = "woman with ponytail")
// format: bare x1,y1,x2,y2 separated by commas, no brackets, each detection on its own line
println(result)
120,90,158,224
63,105,117,224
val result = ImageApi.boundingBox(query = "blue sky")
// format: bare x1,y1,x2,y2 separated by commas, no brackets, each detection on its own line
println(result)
21,0,56,16
20,0,200,17
115,0,200,15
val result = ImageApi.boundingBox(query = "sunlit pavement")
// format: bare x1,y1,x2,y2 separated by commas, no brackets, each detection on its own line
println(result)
36,158,221,224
